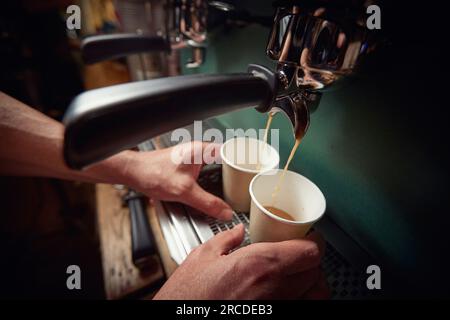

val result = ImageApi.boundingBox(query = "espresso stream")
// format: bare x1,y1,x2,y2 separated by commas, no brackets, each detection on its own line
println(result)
260,113,305,217
271,137,301,208
262,112,274,146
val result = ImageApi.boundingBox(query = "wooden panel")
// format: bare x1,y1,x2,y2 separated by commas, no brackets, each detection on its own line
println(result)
96,184,164,299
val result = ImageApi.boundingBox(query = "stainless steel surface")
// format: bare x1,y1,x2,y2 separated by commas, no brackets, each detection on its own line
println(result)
265,1,376,139
205,212,376,299
209,1,234,12
271,92,310,138
143,121,379,299
64,2,379,167
163,202,202,254
154,201,187,265
68,1,383,298
166,0,208,68
112,0,207,69
114,0,167,80
266,3,372,91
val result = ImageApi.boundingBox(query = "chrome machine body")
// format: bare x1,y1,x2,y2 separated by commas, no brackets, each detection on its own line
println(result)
63,0,381,298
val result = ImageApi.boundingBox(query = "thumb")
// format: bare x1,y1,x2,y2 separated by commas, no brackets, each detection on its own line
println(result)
204,224,245,255
181,182,233,220
305,231,326,260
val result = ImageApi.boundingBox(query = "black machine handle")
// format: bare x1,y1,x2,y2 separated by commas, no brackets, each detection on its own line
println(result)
124,190,156,269
81,33,171,64
63,67,275,169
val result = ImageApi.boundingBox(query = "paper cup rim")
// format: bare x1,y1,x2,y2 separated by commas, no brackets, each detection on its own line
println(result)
249,169,326,226
220,137,280,174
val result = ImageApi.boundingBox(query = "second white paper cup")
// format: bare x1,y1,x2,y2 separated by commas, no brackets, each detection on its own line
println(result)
249,169,326,243
221,137,279,212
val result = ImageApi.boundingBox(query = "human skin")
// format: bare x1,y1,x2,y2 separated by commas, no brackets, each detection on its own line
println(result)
154,224,330,299
0,91,329,299
0,91,233,220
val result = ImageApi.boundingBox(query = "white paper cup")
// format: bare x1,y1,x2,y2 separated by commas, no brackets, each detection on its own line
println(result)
220,137,279,212
249,169,326,243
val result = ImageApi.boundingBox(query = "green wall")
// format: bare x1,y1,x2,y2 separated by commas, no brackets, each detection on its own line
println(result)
181,1,449,295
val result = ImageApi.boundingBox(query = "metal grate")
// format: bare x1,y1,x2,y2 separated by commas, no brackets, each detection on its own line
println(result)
198,166,375,299
207,214,374,299
322,244,375,299
144,130,377,299
206,212,251,248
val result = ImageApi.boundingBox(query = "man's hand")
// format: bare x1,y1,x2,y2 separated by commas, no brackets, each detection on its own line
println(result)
154,225,330,300
122,141,233,221
0,92,231,220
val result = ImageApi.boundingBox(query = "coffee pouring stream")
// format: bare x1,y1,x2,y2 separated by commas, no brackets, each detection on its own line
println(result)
63,0,378,169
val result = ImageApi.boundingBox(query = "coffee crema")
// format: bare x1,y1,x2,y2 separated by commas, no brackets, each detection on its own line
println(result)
264,206,296,221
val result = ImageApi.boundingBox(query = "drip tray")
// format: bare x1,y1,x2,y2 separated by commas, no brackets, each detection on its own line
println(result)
172,164,379,299
205,212,374,299
140,124,380,299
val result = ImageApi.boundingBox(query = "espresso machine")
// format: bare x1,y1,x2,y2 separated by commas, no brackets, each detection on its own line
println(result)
82,0,209,68
82,0,272,69
64,0,383,298
64,0,376,168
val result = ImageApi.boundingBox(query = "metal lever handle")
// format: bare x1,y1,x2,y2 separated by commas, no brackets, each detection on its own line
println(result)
63,69,274,169
124,190,156,270
81,33,171,64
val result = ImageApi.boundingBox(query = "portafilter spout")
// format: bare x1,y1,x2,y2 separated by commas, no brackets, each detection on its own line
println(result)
63,65,277,169
264,0,378,137
62,0,378,169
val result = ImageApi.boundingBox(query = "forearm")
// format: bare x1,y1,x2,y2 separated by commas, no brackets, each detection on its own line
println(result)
0,91,134,185
0,91,233,219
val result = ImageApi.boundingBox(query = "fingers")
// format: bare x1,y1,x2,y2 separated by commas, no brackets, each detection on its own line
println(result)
167,141,232,220
244,231,325,275
176,141,222,165
201,142,222,165
305,231,326,260
181,183,233,220
302,270,331,300
204,224,245,255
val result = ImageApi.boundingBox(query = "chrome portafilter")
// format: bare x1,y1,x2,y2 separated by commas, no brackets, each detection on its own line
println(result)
62,0,379,169
264,0,377,137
